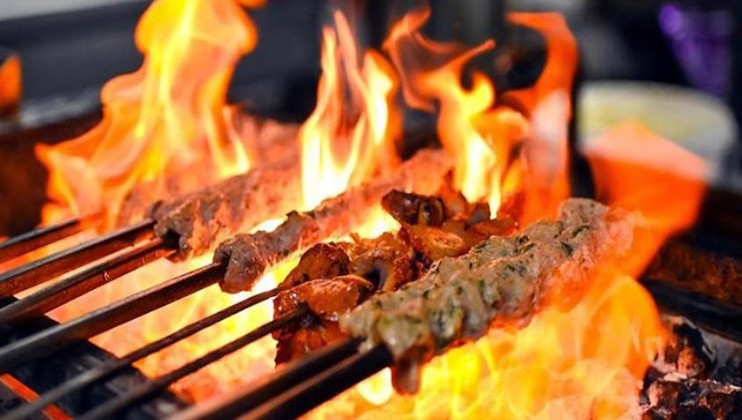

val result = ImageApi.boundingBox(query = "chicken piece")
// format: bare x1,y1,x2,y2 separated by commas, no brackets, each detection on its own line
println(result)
273,275,374,363
282,243,351,289
340,198,635,393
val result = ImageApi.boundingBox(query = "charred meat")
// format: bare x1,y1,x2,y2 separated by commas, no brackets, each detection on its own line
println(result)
273,275,375,363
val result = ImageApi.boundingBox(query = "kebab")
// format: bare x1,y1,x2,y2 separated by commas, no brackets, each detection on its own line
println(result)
215,148,455,293
341,198,635,392
142,119,303,260
148,156,303,260
269,198,633,394
272,187,516,363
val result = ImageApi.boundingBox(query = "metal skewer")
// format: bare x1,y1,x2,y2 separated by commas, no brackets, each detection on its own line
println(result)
0,238,174,324
172,339,363,420
79,307,306,420
0,214,102,265
242,344,392,420
0,219,155,297
0,261,224,372
2,286,283,420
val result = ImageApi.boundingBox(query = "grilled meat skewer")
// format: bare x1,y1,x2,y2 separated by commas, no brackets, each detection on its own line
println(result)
215,149,454,293
340,198,635,393
150,156,303,260
271,188,516,364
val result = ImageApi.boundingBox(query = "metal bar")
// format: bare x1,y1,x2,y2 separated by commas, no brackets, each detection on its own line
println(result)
79,307,307,420
244,344,393,420
2,286,281,420
644,280,742,342
0,262,224,373
0,238,172,324
173,339,361,420
0,214,101,265
0,219,156,297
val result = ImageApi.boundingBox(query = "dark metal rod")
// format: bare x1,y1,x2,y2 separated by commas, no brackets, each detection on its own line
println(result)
79,307,307,420
2,286,281,420
0,219,156,297
0,238,173,324
644,280,742,342
173,338,362,420
243,344,393,420
0,262,224,373
0,214,101,265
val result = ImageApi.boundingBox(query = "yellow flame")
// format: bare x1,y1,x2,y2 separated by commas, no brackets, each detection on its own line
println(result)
311,272,664,419
37,0,259,227
383,8,529,213
300,11,400,209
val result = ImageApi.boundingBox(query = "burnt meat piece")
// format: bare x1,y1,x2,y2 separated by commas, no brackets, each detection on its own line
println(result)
274,236,418,364
399,224,467,262
382,189,517,264
273,275,374,364
340,198,635,393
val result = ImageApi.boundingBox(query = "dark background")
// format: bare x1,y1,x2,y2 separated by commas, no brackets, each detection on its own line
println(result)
0,0,730,111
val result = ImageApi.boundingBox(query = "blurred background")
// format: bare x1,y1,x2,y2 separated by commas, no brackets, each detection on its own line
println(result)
0,0,740,231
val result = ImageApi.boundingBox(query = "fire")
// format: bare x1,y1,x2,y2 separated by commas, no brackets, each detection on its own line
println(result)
0,49,21,116
384,8,528,212
37,0,263,227
308,10,696,420
26,0,705,415
582,122,708,274
312,272,663,419
300,11,400,208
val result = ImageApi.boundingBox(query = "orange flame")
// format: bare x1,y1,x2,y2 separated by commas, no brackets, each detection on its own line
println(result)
311,272,663,419
37,2,406,402
583,122,708,275
37,0,262,227
506,13,578,223
300,11,401,208
0,50,21,115
308,11,673,420
28,0,690,413
384,8,528,212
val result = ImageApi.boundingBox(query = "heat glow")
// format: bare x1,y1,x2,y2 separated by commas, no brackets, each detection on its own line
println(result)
37,0,262,228
384,8,529,212
29,0,703,416
300,11,401,208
